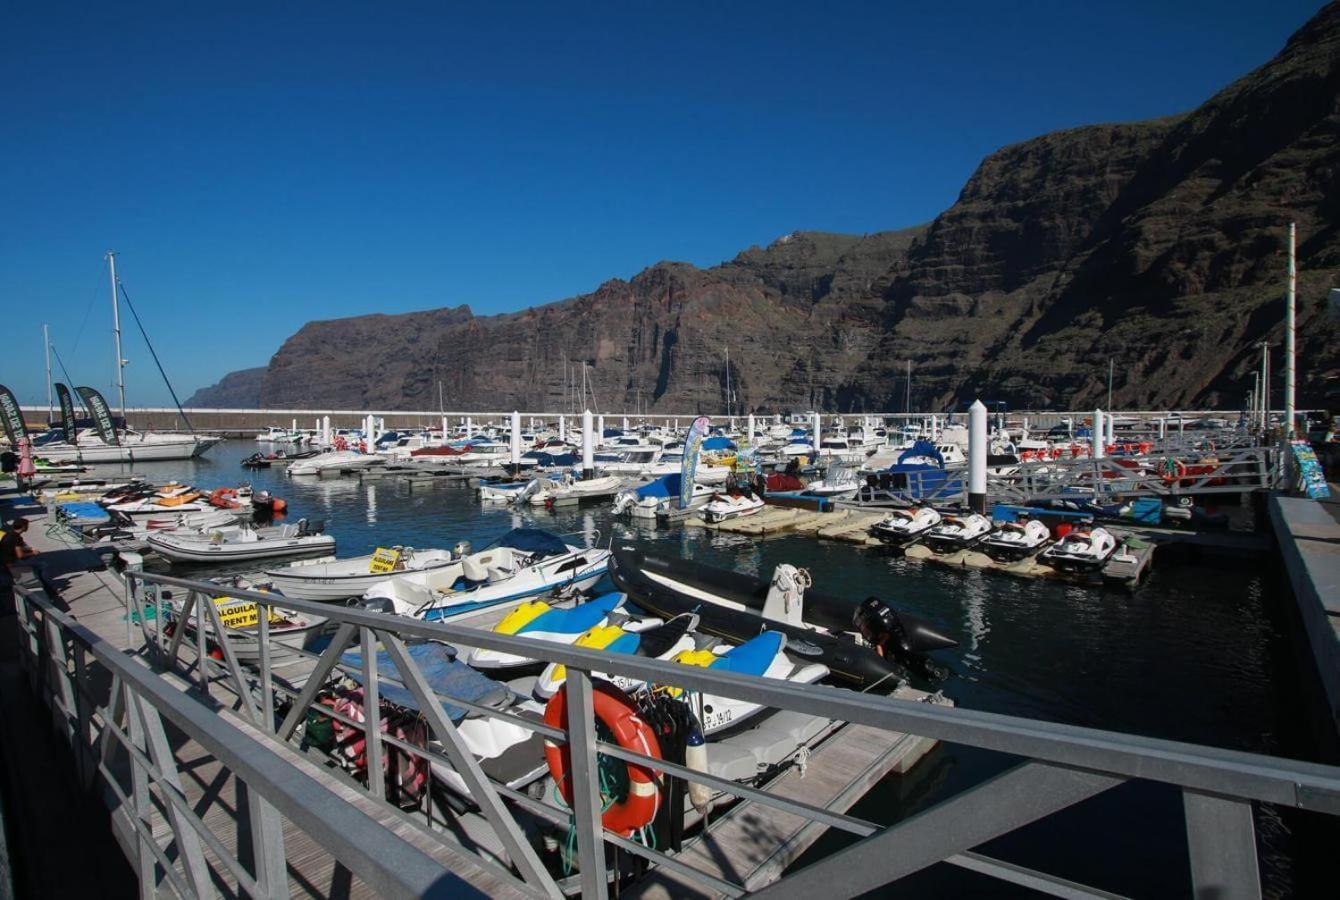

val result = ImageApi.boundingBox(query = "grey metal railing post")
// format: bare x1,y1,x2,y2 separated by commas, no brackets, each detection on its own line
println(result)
199,590,262,724
242,781,289,899
1183,790,1261,900
361,626,385,800
564,668,610,900
123,681,160,896
256,598,274,732
191,590,211,697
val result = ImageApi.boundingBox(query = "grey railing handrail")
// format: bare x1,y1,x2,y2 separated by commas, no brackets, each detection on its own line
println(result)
126,569,1340,813
19,584,487,900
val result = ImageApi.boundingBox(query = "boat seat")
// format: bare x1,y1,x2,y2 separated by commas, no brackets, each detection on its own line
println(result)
486,566,512,584
635,614,697,658
520,593,623,636
708,631,784,678
461,556,488,582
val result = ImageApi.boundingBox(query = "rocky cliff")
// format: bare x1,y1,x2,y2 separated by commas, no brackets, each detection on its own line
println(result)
206,3,1340,413
185,367,266,408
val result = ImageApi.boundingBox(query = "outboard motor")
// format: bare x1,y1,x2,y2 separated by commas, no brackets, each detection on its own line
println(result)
356,596,396,614
762,564,810,627
853,596,911,659
452,540,473,559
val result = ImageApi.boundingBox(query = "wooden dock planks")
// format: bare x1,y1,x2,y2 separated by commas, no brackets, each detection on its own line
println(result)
626,688,950,898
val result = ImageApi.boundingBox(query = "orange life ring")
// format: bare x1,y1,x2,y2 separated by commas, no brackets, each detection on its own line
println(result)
543,680,661,837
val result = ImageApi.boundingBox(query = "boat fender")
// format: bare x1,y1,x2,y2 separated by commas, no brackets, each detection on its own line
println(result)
543,679,662,837
684,716,712,813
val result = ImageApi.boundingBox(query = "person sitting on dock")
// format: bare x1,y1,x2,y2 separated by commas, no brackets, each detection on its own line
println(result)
1,516,38,661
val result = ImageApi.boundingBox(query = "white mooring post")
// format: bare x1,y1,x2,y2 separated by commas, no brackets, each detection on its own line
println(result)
1158,417,1166,442
812,411,822,455
558,416,566,443
623,415,629,432
582,410,594,480
465,416,473,440
1106,409,1116,447
1285,221,1296,438
1093,410,1105,459
322,415,331,448
291,417,297,434
510,411,521,475
968,400,987,514
748,413,755,444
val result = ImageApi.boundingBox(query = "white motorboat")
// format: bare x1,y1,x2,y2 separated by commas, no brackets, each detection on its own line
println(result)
702,488,765,523
263,545,460,602
476,479,537,503
146,519,335,563
922,512,994,552
166,582,328,664
256,426,303,443
286,450,381,476
361,528,611,624
803,463,861,499
979,519,1051,561
526,474,624,507
103,487,213,517
1040,527,1118,571
612,475,713,518
869,506,942,547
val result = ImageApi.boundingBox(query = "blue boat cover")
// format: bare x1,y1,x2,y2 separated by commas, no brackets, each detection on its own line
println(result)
709,631,783,677
58,501,110,524
497,527,569,559
341,642,508,720
895,440,944,468
633,474,680,500
701,435,737,451
521,593,624,635
528,451,579,467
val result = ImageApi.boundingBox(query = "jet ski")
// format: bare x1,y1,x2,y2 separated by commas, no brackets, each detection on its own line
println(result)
702,487,765,523
922,512,994,552
979,519,1051,561
466,592,629,671
532,616,828,734
869,506,942,548
1040,527,1118,571
609,547,956,689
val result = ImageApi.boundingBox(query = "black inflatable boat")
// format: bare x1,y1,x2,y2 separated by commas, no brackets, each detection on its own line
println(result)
608,547,957,690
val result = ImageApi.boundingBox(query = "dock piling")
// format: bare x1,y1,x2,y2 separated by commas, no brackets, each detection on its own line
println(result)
969,399,987,514
582,409,594,479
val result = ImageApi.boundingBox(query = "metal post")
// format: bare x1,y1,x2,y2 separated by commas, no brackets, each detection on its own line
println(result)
1285,221,1296,438
1092,410,1105,459
968,400,987,514
1259,343,1269,433
107,250,127,417
509,410,522,476
1106,408,1115,447
360,627,384,800
1184,790,1262,900
43,323,53,420
564,670,610,900
812,410,821,459
582,409,594,480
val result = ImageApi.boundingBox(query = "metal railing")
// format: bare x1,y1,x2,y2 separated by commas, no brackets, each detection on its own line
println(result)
10,583,493,899
35,567,1330,900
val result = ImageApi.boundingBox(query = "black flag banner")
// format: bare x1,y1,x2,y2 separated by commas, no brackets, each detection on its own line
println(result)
75,386,119,446
0,384,27,447
55,382,78,444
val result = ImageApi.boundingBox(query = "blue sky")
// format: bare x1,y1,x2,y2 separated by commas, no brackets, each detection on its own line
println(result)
1,1,1324,405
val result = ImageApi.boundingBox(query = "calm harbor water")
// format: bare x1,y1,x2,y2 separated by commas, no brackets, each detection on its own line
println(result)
101,440,1322,896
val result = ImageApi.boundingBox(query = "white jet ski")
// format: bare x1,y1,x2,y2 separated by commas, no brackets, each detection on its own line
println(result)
702,488,765,523
979,519,1051,561
1040,527,1118,571
869,506,942,547
922,512,994,552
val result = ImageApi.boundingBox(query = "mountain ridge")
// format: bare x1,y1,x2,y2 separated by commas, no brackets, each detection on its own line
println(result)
191,3,1340,413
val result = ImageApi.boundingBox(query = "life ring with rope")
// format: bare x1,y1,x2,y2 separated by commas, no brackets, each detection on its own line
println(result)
543,679,662,837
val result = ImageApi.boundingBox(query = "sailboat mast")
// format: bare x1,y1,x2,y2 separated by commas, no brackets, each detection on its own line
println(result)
43,323,53,420
107,251,127,417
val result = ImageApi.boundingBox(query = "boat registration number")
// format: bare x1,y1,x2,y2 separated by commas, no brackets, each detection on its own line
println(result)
369,547,401,574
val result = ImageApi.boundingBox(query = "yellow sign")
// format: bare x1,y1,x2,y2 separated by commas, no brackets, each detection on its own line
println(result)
369,547,401,574
213,597,284,630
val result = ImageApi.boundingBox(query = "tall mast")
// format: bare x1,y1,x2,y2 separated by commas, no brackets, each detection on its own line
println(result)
905,360,912,415
1285,221,1296,438
43,323,53,420
107,250,127,417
